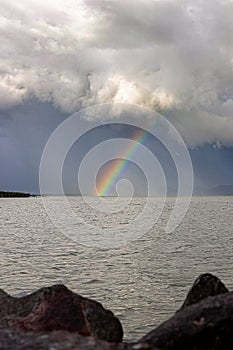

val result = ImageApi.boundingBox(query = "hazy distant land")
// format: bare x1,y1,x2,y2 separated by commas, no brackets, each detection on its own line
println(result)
206,185,233,196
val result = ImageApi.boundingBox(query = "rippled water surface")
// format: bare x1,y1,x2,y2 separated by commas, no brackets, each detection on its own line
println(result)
0,196,233,341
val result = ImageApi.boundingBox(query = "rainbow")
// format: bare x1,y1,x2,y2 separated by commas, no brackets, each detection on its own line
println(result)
96,127,150,196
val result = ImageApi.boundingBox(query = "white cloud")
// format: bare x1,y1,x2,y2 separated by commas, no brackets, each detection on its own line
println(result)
1,0,233,145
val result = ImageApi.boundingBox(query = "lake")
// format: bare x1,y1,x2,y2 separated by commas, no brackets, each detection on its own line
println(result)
0,196,232,341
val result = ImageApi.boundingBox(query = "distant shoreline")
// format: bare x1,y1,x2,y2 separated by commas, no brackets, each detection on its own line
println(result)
41,194,233,197
1,192,233,198
0,191,35,198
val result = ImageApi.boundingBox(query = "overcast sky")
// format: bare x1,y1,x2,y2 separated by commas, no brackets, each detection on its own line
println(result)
1,0,233,193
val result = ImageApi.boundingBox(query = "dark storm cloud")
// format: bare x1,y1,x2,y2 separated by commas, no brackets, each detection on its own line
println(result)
0,0,233,145
0,100,65,192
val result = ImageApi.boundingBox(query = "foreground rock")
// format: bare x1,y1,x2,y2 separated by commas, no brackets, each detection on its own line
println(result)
0,274,232,349
0,328,161,350
179,273,229,310
0,284,123,342
139,291,233,350
0,329,130,350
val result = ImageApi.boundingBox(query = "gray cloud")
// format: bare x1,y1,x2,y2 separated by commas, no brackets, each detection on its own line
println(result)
1,0,233,145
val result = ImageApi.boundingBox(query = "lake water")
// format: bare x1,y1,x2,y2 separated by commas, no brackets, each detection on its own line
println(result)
0,196,233,341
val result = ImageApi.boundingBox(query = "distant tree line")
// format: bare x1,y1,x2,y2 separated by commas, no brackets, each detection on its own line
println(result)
0,191,31,198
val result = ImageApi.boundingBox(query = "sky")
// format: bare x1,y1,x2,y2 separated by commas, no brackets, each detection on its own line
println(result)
1,0,233,194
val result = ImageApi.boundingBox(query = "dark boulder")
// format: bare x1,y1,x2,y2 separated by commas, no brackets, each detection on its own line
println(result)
179,273,229,310
139,292,233,350
0,328,129,350
0,328,162,350
0,284,123,342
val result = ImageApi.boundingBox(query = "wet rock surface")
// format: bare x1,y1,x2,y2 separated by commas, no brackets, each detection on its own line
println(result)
179,273,229,310
0,284,123,342
0,328,161,350
0,329,130,350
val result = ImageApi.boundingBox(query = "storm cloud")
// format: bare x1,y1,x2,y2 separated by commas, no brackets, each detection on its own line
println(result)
0,0,233,145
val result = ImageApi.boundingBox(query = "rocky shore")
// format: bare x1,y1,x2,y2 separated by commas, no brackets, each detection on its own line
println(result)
0,273,232,349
